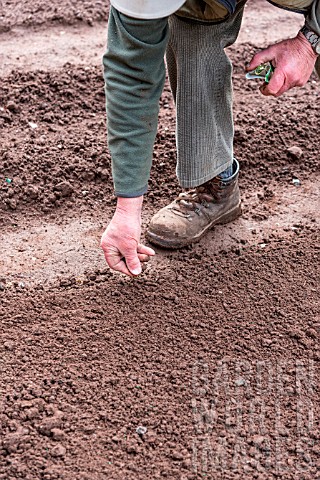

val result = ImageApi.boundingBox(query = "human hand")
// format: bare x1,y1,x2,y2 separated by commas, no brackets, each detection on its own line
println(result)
247,32,318,97
101,196,155,277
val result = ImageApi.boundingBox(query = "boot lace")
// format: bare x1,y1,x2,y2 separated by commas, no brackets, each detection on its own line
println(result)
174,179,223,212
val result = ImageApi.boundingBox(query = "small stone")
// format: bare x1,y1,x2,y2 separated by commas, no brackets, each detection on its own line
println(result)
51,444,66,457
25,407,39,420
292,178,301,187
59,278,72,287
3,427,28,453
235,378,246,387
287,146,303,160
26,185,39,199
6,101,20,113
28,121,38,129
171,451,184,461
8,198,17,210
82,425,95,434
136,426,147,436
39,411,64,436
126,444,137,454
251,435,265,447
145,431,156,444
51,428,65,441
54,181,74,197
4,340,14,350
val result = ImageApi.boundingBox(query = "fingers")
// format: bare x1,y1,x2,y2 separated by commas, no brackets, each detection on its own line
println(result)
260,69,286,97
247,46,284,97
137,243,155,256
102,245,133,276
101,237,155,277
124,250,142,276
246,47,274,72
138,253,151,263
137,243,155,263
123,242,155,274
104,252,149,275
110,258,133,277
248,35,316,98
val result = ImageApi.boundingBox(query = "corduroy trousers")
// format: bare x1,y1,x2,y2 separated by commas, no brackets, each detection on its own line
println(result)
104,7,244,197
167,11,243,187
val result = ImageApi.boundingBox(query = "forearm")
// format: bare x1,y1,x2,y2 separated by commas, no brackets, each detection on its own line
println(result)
103,7,169,198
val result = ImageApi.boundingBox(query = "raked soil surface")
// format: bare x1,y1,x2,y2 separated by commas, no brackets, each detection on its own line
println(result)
0,1,319,479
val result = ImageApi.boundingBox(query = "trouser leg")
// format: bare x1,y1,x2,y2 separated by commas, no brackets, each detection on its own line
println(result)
103,7,169,197
166,10,244,188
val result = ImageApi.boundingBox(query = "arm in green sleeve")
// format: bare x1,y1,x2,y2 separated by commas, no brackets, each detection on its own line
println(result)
103,7,169,197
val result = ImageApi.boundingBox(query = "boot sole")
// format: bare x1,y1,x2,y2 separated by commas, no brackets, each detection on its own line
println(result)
146,202,242,249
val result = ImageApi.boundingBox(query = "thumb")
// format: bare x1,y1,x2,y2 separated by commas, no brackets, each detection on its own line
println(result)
124,250,142,276
247,47,274,71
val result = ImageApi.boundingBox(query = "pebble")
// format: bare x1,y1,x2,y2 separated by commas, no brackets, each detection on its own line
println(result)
292,178,301,187
4,341,14,350
136,426,147,436
235,378,246,387
28,121,38,129
51,428,65,441
39,411,64,436
171,451,184,461
26,185,39,199
25,407,39,420
251,435,265,448
287,145,303,160
51,444,66,457
6,101,20,113
3,427,28,453
126,444,137,454
8,198,17,210
54,181,74,197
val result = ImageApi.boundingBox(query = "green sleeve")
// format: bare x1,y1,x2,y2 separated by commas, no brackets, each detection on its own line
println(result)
103,7,169,197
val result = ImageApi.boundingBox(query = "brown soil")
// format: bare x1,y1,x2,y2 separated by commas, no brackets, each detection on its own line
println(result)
0,1,319,479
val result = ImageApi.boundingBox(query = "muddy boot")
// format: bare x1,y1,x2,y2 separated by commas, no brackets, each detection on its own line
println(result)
146,159,241,248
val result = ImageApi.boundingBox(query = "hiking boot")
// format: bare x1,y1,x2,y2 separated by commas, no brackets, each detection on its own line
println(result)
146,159,241,248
